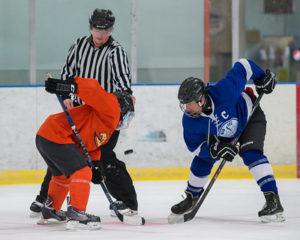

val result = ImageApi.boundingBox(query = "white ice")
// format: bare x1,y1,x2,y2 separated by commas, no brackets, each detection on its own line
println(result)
0,179,299,240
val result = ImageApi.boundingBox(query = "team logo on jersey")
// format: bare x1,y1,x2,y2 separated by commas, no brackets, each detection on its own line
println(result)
94,132,107,147
218,118,238,138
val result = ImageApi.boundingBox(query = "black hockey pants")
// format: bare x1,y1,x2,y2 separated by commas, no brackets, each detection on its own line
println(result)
99,130,138,211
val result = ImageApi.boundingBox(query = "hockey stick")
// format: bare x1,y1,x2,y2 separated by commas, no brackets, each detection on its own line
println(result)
169,92,264,223
46,73,145,225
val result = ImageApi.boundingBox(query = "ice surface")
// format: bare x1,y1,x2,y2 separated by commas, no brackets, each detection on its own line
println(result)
0,179,299,240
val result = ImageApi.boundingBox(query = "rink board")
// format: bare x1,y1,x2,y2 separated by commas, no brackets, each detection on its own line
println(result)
0,84,299,183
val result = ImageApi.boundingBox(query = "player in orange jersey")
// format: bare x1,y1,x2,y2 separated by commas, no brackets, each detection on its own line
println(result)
36,76,134,230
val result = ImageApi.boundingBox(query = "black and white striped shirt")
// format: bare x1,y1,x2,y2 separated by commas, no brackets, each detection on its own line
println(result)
61,35,132,104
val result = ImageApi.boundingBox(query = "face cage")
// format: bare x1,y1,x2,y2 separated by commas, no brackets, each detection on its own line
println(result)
179,103,202,118
116,111,135,130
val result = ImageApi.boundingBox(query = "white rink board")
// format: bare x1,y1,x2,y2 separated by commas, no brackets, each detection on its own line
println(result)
0,84,296,171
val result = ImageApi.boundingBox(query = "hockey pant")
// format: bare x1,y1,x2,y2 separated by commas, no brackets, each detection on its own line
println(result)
36,135,92,211
35,131,138,211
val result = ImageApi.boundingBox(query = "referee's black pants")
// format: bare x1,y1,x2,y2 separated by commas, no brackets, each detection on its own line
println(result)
99,130,138,210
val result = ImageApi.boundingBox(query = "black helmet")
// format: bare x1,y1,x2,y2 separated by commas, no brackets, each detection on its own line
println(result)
178,77,206,104
178,77,208,118
89,9,115,30
113,91,135,130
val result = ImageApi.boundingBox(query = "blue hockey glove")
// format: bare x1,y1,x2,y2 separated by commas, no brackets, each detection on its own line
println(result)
45,78,77,96
253,70,276,95
209,141,238,161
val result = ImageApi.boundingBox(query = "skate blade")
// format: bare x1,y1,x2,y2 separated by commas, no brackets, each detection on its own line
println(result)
110,209,138,218
66,220,101,230
30,211,41,218
37,217,66,225
168,213,184,224
260,212,285,223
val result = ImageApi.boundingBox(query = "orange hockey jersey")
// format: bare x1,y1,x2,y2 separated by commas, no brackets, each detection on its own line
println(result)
37,77,120,160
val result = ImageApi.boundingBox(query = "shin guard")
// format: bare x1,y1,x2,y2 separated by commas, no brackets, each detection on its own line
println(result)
69,166,92,211
48,175,70,210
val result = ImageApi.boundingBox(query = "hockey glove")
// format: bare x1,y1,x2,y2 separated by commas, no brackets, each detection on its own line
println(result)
45,78,77,96
209,141,238,162
91,161,104,184
253,70,276,95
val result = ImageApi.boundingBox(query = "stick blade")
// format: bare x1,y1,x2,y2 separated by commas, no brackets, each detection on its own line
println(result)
168,213,184,224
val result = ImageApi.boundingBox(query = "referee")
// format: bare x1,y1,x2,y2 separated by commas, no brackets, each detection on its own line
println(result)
30,8,138,217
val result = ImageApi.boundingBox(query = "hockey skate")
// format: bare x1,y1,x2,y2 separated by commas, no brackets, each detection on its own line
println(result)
30,195,45,218
258,191,285,223
168,191,200,223
37,196,67,225
110,201,138,217
66,206,101,230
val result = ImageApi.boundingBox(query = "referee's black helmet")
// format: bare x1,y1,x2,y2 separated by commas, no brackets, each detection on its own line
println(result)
89,9,115,30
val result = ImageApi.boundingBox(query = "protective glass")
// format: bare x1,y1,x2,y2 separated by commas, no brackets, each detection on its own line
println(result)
116,111,135,130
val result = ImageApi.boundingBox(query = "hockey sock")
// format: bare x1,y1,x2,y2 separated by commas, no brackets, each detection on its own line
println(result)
186,156,213,197
186,171,206,197
242,150,278,193
69,166,92,211
48,175,70,210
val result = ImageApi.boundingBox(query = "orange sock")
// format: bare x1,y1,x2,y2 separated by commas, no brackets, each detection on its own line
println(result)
69,166,92,211
48,175,70,210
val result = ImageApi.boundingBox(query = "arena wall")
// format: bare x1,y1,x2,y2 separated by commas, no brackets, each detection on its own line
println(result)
0,84,298,184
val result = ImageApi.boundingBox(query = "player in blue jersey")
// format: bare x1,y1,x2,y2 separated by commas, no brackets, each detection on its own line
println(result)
170,58,284,223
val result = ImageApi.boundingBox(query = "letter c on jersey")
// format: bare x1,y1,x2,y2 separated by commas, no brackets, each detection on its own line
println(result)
221,111,229,119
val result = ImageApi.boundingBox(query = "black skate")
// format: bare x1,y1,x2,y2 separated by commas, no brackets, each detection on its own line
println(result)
171,191,200,215
258,191,285,223
30,195,45,218
168,191,201,224
37,196,66,225
109,201,138,217
66,206,101,230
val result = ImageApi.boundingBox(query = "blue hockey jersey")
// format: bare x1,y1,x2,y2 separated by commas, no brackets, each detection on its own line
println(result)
182,59,266,161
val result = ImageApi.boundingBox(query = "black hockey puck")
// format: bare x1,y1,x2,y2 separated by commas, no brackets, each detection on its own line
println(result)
124,149,134,155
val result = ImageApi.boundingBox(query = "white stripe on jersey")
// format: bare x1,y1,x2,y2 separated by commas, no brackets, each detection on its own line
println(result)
241,92,254,121
238,58,253,81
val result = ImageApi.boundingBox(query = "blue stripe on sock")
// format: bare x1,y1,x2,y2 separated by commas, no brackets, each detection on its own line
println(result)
257,175,277,193
242,150,278,193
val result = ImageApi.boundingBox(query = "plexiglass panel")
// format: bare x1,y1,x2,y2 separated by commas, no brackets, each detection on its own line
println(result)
0,0,30,85
244,0,300,82
0,0,299,85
